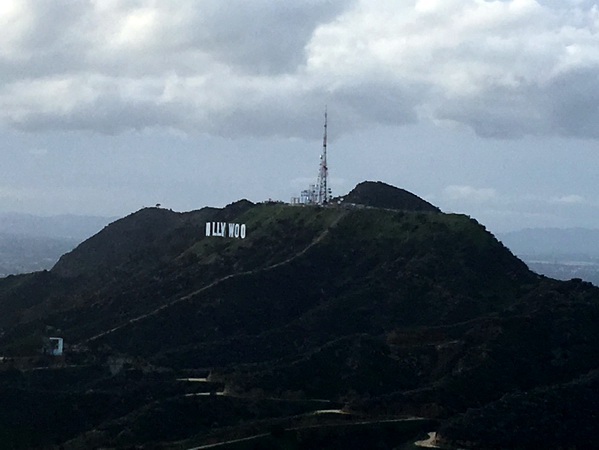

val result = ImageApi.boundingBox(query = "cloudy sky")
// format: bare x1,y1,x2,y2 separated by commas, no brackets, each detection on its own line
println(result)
1,0,599,233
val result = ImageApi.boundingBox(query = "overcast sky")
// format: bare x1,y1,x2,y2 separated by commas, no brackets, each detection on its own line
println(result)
1,0,599,233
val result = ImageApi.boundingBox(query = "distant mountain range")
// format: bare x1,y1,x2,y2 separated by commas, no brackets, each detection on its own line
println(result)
0,233,78,277
0,213,115,276
0,212,116,240
0,182,598,449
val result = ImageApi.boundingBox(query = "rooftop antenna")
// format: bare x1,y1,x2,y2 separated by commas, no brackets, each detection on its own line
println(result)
315,107,330,205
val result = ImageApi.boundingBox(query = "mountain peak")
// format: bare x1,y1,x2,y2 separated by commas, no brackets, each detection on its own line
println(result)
340,181,440,212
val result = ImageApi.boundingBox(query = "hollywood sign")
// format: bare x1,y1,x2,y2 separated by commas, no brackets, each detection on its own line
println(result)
205,222,247,239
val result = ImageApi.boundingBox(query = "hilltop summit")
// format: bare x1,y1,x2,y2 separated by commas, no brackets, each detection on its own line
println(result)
339,181,439,212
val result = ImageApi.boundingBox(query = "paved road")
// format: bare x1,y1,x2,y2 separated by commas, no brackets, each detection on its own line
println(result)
415,431,441,448
186,417,429,450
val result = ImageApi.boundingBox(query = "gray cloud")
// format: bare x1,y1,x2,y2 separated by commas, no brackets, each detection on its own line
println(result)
1,0,599,140
182,0,352,74
545,68,599,138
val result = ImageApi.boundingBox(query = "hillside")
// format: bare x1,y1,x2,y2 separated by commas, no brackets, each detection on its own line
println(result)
0,181,598,449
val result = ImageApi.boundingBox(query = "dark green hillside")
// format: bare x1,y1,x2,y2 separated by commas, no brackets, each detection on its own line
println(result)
354,279,599,416
0,182,598,449
93,207,533,369
0,270,78,333
0,202,348,351
438,369,599,449
52,199,252,279
52,206,218,278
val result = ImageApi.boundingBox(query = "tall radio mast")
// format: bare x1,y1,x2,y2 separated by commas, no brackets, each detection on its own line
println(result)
315,107,330,205
292,108,332,206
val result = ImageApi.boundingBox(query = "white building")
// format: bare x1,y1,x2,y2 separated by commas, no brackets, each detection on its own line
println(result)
48,337,63,356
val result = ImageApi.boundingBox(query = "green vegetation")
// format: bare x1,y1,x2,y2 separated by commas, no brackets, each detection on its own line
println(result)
438,369,599,448
0,182,597,448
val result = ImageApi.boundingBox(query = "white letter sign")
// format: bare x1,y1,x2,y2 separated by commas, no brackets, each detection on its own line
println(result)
205,222,247,239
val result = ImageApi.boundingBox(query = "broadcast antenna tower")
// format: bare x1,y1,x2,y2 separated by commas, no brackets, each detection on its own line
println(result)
315,108,331,205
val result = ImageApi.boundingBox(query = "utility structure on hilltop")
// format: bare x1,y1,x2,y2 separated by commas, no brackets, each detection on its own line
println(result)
315,107,331,205
294,108,332,206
